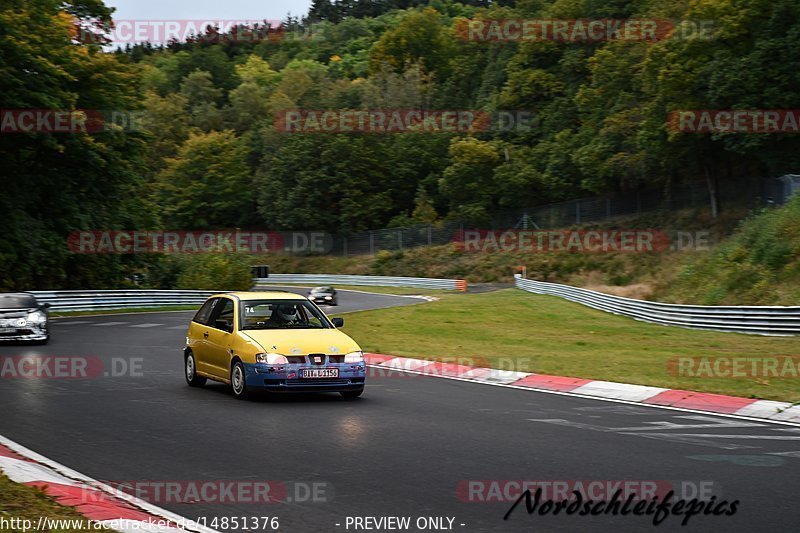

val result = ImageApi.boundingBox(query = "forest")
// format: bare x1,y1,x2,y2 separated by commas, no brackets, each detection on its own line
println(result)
2,0,799,289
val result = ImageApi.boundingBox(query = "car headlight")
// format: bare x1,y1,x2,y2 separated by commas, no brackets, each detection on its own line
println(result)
324,296,332,300
27,311,46,324
344,351,364,363
256,353,289,364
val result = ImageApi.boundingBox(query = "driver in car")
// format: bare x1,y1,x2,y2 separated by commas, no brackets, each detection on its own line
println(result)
268,304,303,327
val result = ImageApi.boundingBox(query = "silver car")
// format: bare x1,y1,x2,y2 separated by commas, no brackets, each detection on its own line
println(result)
0,293,50,344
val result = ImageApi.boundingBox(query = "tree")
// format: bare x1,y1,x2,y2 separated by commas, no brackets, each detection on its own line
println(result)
0,0,155,290
158,131,255,228
439,137,502,223
370,8,453,75
180,70,225,131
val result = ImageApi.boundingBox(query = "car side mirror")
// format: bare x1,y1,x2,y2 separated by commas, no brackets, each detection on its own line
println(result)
332,318,344,328
41,303,52,310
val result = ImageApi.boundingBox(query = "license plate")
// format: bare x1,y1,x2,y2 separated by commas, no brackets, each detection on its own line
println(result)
301,368,339,379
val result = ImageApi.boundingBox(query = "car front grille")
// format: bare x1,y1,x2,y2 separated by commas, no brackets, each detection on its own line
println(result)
0,329,33,336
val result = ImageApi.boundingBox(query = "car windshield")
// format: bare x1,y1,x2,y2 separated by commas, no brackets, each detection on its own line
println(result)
311,287,333,294
0,294,37,309
241,300,332,330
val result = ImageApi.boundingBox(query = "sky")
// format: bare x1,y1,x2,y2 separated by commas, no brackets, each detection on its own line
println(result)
104,0,314,23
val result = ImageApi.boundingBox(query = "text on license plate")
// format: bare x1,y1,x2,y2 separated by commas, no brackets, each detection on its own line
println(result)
301,368,339,379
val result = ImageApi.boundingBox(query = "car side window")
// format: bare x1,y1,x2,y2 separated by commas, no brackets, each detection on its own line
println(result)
208,298,235,333
193,298,218,326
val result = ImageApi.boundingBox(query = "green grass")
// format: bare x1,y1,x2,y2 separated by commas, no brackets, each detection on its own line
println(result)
255,283,454,296
0,473,91,532
337,289,800,403
51,305,200,317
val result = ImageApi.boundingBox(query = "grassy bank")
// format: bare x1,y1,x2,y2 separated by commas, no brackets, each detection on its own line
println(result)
265,199,800,306
337,289,800,403
51,305,201,317
255,283,454,296
0,473,90,532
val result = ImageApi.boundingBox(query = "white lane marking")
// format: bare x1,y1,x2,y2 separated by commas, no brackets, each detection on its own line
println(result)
570,381,668,402
168,325,188,330
53,320,92,325
526,415,796,450
768,451,800,458
0,456,82,486
526,415,764,433
728,400,789,420
637,433,800,440
0,434,219,533
366,364,800,428
91,322,128,327
129,323,164,328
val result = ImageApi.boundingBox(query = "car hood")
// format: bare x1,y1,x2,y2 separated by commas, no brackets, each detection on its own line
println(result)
0,308,36,318
241,328,360,356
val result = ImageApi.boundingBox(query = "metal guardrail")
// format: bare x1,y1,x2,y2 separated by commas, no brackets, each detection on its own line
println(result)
30,274,466,312
31,290,218,312
256,274,466,291
515,277,800,336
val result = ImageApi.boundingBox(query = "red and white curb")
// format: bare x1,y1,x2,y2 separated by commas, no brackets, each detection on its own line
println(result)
0,435,217,533
365,354,800,425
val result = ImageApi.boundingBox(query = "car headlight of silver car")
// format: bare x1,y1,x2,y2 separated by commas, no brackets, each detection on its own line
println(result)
26,311,46,325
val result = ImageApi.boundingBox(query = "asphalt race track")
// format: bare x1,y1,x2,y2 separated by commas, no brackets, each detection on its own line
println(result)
1,288,799,532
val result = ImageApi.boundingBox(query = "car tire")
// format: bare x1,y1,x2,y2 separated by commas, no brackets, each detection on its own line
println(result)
185,351,207,387
340,389,364,399
231,361,249,400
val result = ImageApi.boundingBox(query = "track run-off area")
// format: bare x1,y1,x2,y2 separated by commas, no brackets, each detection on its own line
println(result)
0,287,798,532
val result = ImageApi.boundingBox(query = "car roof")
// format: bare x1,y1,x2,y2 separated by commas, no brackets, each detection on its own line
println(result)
0,292,37,299
214,291,306,301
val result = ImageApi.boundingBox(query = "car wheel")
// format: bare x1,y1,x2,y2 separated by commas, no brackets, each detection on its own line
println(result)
185,352,207,387
231,361,249,400
340,389,364,399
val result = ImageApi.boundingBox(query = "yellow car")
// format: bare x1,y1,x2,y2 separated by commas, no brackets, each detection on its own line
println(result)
184,292,365,400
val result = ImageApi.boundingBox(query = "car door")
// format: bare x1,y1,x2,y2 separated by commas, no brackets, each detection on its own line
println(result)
205,297,236,380
188,297,218,375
